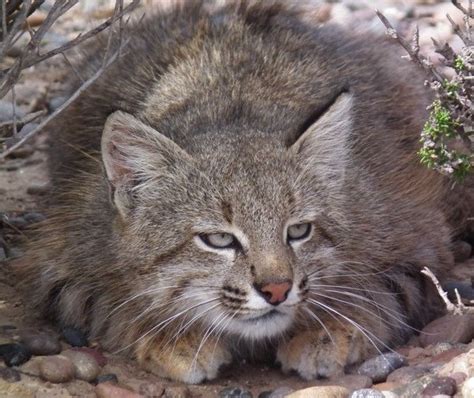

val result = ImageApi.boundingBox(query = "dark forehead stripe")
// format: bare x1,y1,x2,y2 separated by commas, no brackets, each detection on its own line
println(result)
221,201,233,223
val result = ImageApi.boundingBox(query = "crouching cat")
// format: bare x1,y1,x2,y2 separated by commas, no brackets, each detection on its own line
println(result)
16,0,469,384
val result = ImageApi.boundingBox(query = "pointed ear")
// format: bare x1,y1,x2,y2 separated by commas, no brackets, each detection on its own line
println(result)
289,93,353,182
101,111,192,217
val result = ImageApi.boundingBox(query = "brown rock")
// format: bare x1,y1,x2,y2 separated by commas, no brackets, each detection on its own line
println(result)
287,386,350,398
96,382,143,398
26,11,47,27
421,377,456,396
39,355,75,383
387,365,433,384
164,386,190,398
430,347,465,363
372,382,399,391
450,371,467,385
419,314,474,347
339,374,373,390
62,349,101,382
138,383,165,397
71,347,107,367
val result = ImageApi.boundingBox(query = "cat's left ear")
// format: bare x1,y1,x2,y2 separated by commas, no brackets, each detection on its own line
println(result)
289,92,353,181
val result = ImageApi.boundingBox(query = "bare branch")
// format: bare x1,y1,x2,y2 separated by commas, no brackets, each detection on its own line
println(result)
452,0,474,18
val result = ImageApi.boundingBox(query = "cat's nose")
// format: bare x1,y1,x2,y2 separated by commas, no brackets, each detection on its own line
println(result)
255,280,292,305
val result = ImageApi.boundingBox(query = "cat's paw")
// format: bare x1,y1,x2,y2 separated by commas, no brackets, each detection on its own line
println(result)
276,326,368,380
136,333,232,383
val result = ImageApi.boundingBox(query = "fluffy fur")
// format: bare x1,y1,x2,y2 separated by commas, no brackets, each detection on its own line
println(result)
15,0,472,383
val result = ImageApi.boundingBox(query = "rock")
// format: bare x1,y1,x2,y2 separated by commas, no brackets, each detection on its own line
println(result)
71,347,107,366
39,355,75,383
430,347,466,363
26,10,47,27
0,379,34,398
62,327,88,347
373,382,400,392
164,386,190,398
287,386,350,398
0,343,32,367
138,382,164,397
393,375,436,398
340,374,373,390
380,393,399,398
26,184,50,196
421,377,456,396
62,349,100,382
350,389,385,398
219,387,253,398
357,353,407,383
95,382,142,398
19,356,42,377
0,100,26,122
19,330,61,356
450,371,467,385
387,365,433,384
22,212,46,224
452,241,472,262
444,282,474,301
438,349,474,378
0,367,21,382
96,373,119,385
49,96,67,111
420,314,474,347
260,387,294,398
462,377,474,398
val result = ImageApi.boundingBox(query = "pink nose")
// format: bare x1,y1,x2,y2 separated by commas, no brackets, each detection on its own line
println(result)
256,281,292,305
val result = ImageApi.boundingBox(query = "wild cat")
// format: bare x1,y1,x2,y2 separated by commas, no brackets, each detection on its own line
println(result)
15,0,469,384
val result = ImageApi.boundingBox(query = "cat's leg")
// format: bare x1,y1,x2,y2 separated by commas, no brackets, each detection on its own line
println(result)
135,332,232,383
276,322,375,380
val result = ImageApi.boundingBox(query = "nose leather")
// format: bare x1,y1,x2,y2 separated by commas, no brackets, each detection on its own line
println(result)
259,281,291,305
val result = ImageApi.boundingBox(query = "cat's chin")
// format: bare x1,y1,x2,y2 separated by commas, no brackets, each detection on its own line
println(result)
225,310,294,340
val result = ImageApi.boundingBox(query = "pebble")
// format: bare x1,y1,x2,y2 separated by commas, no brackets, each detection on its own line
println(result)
452,241,472,262
62,327,88,347
164,386,190,398
96,373,119,385
462,377,474,398
287,386,350,398
0,100,26,122
420,314,474,347
0,343,32,367
62,349,101,382
393,375,436,397
340,374,373,389
26,184,50,196
48,96,67,112
0,367,21,382
219,387,253,398
71,346,107,366
450,371,467,385
357,353,407,383
387,365,433,384
421,377,456,396
380,393,399,398
95,382,142,398
138,382,164,397
19,330,61,356
39,355,75,383
350,389,385,398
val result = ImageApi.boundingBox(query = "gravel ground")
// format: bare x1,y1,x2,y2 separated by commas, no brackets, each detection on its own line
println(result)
0,1,473,397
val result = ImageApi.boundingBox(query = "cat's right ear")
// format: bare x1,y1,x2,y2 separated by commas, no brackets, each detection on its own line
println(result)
101,111,192,217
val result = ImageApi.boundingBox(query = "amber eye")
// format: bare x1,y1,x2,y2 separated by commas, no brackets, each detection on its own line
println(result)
199,233,240,249
287,223,312,242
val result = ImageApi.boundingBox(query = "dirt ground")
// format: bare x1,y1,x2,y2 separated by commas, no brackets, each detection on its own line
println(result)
0,1,473,397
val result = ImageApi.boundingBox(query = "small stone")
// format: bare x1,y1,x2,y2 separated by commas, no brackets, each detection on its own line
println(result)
373,382,399,392
22,212,46,224
26,184,50,196
421,377,456,396
450,371,467,385
357,353,407,383
26,10,47,27
138,382,164,397
452,241,472,262
39,355,75,383
0,367,21,382
350,389,384,398
96,373,118,385
430,347,466,363
419,314,474,347
0,343,32,367
381,393,399,398
165,386,190,398
0,100,26,122
393,375,435,397
96,382,142,398
219,387,253,398
49,96,67,112
71,347,107,366
462,377,474,398
340,374,373,390
62,327,88,347
19,330,61,356
263,387,294,398
387,365,433,384
62,349,100,382
287,386,350,398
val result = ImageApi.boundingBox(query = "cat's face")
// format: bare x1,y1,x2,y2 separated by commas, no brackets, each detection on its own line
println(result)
101,94,352,341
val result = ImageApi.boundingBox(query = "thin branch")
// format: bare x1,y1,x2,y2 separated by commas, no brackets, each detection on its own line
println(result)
0,40,129,160
1,0,6,42
0,110,45,129
452,0,474,18
11,85,17,135
421,267,474,315
447,13,470,45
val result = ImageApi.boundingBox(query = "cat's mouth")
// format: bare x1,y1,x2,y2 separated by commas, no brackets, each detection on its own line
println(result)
242,309,284,322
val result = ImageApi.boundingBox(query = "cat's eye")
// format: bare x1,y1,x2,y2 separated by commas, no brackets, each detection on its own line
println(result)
287,223,312,242
199,232,239,249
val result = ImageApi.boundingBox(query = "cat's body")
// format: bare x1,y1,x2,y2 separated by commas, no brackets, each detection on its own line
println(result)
16,0,470,383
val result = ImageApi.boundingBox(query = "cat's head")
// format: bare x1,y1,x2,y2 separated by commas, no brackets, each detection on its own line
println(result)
101,93,353,340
